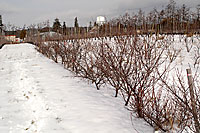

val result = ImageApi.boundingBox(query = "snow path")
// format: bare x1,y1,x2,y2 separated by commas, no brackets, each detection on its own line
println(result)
0,44,153,133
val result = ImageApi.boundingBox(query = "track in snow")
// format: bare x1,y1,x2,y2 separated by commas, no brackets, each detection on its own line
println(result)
0,43,153,133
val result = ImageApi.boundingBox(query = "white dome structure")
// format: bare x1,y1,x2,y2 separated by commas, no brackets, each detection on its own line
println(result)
96,16,106,25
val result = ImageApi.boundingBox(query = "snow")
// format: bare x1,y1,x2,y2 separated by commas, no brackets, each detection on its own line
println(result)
0,43,153,133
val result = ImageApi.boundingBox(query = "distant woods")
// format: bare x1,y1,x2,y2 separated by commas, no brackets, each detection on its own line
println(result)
1,0,200,43
48,1,200,36
24,0,200,42
108,0,200,35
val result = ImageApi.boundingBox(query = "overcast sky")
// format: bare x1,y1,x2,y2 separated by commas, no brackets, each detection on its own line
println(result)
0,0,199,27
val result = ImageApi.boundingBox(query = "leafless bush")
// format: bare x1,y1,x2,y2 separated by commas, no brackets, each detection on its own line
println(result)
143,89,178,132
34,31,200,132
193,36,200,68
88,34,179,132
75,39,106,90
181,33,196,53
159,68,200,132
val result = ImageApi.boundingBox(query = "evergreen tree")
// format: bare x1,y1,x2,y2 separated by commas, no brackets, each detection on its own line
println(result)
89,21,92,30
53,18,61,32
74,17,79,34
0,15,2,26
74,17,79,28
63,22,67,35
197,5,200,29
93,21,97,27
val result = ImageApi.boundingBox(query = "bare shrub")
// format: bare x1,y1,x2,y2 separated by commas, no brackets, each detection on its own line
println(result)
159,68,200,132
33,27,200,132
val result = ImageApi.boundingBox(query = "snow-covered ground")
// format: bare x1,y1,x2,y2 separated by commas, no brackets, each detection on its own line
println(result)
0,43,153,133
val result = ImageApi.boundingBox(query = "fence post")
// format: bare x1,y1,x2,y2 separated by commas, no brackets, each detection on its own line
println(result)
186,68,200,132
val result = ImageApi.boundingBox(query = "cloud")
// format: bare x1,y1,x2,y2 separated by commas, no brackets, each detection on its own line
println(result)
117,0,166,12
1,0,199,27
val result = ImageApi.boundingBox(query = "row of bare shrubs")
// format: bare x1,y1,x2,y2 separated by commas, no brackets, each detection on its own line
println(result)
35,34,200,132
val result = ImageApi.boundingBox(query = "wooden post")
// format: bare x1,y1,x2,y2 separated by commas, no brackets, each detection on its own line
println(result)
186,68,200,132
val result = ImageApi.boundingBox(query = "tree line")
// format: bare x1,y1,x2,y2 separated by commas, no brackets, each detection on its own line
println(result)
40,0,200,38
1,0,200,44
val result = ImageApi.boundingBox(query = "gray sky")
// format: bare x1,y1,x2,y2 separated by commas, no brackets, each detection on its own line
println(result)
0,0,199,27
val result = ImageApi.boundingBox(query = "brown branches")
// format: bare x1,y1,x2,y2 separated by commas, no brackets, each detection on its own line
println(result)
159,67,200,132
33,32,200,132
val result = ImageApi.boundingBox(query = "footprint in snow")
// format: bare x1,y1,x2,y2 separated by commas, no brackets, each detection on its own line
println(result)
55,117,62,123
23,94,29,99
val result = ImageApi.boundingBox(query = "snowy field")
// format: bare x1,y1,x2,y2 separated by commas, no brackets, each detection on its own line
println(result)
0,43,153,133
